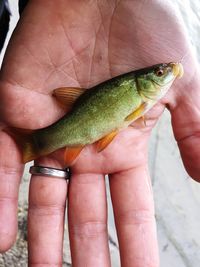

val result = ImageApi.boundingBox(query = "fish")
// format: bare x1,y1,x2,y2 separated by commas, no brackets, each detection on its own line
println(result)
5,62,184,166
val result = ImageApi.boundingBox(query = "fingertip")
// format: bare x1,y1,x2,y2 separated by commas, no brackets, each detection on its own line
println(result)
0,199,18,253
0,231,17,253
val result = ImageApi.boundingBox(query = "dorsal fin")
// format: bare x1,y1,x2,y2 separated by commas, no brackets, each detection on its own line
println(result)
53,87,86,107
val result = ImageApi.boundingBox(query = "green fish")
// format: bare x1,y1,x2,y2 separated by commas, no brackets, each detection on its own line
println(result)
6,62,183,166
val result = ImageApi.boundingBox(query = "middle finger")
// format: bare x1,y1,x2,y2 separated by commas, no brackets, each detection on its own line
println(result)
68,172,111,267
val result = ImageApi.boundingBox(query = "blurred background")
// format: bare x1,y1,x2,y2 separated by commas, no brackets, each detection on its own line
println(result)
0,1,200,266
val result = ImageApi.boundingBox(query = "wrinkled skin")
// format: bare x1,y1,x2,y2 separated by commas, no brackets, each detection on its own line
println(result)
0,1,200,266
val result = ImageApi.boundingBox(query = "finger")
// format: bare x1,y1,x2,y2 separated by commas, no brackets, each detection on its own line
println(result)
169,74,200,181
109,166,159,267
0,131,24,252
28,160,68,266
68,173,111,267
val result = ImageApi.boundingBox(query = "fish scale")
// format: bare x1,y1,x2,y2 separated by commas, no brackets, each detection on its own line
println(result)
35,75,141,149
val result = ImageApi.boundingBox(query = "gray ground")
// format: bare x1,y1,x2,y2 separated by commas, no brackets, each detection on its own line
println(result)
1,0,200,266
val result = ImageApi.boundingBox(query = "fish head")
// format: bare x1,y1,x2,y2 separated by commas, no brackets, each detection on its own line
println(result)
136,62,184,101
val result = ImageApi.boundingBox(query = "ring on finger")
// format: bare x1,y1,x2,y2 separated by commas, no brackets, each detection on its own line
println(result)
29,165,71,180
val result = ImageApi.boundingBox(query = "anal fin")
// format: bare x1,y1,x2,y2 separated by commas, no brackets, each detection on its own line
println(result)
96,130,118,152
64,146,84,166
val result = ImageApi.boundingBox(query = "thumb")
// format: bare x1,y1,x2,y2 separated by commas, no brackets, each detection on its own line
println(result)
170,68,200,182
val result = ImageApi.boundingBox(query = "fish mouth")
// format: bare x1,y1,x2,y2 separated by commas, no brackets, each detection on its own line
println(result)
170,62,184,78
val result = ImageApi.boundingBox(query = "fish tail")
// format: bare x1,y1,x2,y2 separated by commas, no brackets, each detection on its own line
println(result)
3,127,38,163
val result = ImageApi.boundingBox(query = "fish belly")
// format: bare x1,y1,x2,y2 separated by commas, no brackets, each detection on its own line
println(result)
34,76,142,155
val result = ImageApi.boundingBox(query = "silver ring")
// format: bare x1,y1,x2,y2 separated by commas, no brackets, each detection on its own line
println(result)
29,166,70,180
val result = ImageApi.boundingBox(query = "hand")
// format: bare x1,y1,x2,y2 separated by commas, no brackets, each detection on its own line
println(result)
0,1,199,266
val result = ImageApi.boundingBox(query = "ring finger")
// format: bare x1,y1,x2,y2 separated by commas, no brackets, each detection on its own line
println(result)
28,159,68,266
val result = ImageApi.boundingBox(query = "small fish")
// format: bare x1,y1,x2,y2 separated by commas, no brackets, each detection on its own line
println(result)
6,62,183,166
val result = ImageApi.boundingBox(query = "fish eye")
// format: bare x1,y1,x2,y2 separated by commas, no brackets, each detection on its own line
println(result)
155,68,165,77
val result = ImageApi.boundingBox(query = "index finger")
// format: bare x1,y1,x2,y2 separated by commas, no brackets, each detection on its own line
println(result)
0,130,24,252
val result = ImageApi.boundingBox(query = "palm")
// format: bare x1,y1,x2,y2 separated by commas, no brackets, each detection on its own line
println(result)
0,1,192,173
1,1,199,265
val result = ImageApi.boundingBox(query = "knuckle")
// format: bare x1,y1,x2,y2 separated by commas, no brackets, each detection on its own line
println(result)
27,263,61,267
28,204,65,217
70,221,107,238
115,209,155,225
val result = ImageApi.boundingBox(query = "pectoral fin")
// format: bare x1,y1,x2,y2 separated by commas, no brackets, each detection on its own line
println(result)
53,87,86,107
129,115,146,128
96,130,118,152
64,146,84,166
141,116,146,126
125,103,147,122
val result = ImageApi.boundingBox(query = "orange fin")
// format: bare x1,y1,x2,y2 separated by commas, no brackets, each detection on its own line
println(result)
137,115,146,126
125,103,147,122
129,115,146,128
3,127,38,163
96,130,118,152
53,87,86,107
141,116,146,126
64,146,84,166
